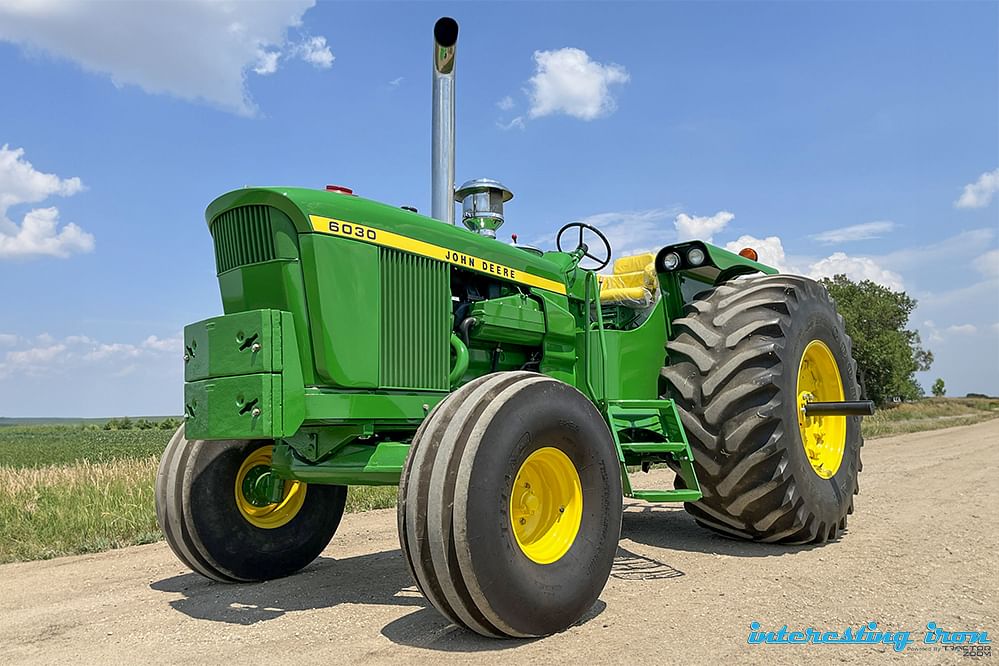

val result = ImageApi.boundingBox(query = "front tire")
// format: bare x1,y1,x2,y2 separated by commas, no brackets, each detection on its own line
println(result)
155,425,347,581
661,275,863,544
399,372,622,637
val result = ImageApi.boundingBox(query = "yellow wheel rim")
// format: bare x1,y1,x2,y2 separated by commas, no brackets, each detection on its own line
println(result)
234,445,306,529
509,447,583,565
796,340,847,479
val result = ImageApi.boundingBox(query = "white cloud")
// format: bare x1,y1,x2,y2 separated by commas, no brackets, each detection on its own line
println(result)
497,96,515,111
0,206,94,259
812,220,896,243
806,252,905,291
924,320,943,342
0,145,94,260
0,334,19,346
84,342,141,362
724,235,793,273
723,233,904,289
880,228,994,275
674,211,734,243
496,116,526,131
568,208,678,259
0,330,181,378
0,0,329,116
542,205,906,292
142,334,183,353
0,144,82,218
955,168,999,209
1,343,68,377
253,50,280,75
292,35,333,69
973,248,999,278
946,324,977,335
527,48,629,121
388,76,404,88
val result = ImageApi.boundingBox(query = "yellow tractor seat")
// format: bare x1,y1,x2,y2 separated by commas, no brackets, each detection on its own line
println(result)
598,252,659,307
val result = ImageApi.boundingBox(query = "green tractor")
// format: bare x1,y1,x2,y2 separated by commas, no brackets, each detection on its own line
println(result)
156,17,874,638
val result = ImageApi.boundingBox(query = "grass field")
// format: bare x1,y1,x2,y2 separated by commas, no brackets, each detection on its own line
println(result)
861,396,999,437
0,426,396,564
1,397,996,564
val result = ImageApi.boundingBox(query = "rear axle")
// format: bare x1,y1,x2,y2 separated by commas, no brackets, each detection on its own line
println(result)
803,400,876,417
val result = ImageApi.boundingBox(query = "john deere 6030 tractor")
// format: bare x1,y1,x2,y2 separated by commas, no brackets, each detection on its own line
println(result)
156,17,874,638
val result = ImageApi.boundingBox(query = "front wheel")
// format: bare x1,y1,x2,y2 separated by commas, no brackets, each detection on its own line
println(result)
155,425,347,581
399,372,623,637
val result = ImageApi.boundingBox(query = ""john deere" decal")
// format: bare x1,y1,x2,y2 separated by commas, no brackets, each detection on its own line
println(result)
308,214,567,294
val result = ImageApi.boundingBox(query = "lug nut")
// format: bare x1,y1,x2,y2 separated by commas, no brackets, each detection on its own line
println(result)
251,407,261,418
250,342,262,353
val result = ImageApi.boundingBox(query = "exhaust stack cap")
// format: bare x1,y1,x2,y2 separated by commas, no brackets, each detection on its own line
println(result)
431,17,459,225
455,178,513,238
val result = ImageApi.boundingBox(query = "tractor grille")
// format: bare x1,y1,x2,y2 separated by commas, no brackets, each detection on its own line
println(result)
211,206,276,274
380,247,450,390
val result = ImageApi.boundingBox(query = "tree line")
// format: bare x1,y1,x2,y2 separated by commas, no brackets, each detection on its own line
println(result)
102,416,181,431
821,274,933,404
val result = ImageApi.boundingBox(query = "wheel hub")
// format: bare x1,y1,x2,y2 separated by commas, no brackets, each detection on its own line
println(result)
234,445,307,529
796,340,847,479
509,447,583,564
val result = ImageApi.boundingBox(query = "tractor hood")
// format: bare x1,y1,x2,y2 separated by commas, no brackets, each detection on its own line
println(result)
206,187,568,295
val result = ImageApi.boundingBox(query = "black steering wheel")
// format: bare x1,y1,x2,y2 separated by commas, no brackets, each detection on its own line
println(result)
556,222,612,271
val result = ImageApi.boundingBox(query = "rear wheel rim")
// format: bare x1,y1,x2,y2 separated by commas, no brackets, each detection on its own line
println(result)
796,340,847,479
234,445,306,529
509,447,583,564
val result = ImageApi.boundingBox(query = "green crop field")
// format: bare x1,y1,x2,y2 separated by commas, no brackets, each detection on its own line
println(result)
0,426,170,469
1,397,995,565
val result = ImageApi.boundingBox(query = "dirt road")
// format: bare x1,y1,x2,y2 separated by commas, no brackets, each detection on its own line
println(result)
2,420,996,665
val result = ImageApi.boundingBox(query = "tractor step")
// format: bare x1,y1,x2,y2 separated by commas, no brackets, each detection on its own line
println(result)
619,441,688,454
631,489,702,503
605,399,702,504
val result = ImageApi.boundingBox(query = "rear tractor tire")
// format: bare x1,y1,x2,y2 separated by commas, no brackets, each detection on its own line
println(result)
399,372,623,638
155,425,347,581
661,275,863,544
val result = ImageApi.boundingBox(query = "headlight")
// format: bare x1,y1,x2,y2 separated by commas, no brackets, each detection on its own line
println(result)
687,248,706,266
661,252,681,271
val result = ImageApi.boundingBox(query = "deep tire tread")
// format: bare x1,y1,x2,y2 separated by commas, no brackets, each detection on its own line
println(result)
399,372,622,638
662,275,864,544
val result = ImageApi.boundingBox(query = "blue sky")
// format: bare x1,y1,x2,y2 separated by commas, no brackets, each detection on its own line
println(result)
0,1,996,417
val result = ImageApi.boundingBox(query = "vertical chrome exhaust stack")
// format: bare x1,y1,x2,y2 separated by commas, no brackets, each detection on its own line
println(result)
431,17,458,225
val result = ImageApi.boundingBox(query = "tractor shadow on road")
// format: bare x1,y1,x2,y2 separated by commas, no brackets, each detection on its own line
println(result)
149,506,815,649
380,600,606,652
621,503,825,557
150,545,607,652
151,548,422,626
